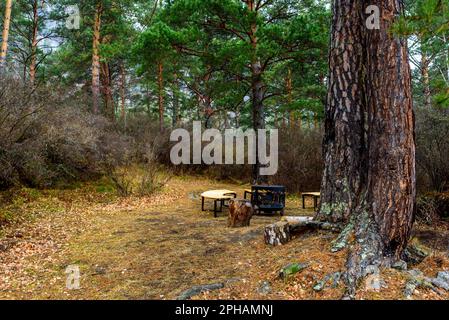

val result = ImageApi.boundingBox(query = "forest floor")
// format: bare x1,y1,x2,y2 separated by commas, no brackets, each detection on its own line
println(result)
0,173,448,300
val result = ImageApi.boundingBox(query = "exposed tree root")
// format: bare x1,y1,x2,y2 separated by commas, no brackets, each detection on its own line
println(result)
330,220,354,252
343,206,384,299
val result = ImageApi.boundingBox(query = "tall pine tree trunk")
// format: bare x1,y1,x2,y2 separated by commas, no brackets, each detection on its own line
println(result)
158,61,164,132
0,0,13,71
91,2,102,114
286,68,294,128
100,61,114,120
421,46,431,108
29,0,38,85
316,0,366,224
247,0,266,185
318,0,415,298
120,61,126,127
362,0,415,263
172,73,180,127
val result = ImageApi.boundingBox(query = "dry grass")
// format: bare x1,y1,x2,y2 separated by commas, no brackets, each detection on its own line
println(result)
0,174,448,300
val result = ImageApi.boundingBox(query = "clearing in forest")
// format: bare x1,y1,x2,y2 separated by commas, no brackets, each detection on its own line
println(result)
0,175,448,300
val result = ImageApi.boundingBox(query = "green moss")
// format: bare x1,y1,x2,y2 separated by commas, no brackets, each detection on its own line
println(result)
96,184,115,193
0,209,15,224
331,222,353,252
320,201,348,217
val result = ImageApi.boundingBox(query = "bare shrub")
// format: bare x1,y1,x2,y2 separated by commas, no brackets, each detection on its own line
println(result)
0,78,131,189
416,194,440,225
136,150,172,196
415,107,449,192
272,127,323,193
106,166,134,197
122,119,324,194
416,192,449,222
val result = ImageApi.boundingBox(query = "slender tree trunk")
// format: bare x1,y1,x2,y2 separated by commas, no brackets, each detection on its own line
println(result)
91,2,102,114
250,58,266,184
29,0,38,85
201,66,213,127
0,0,13,71
247,0,266,185
318,0,415,298
158,61,164,132
421,46,431,108
100,61,114,120
172,88,179,127
286,68,294,128
120,61,126,127
172,73,180,126
274,110,278,128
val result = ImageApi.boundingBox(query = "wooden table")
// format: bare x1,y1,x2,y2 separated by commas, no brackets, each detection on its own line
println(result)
200,189,237,217
301,192,321,210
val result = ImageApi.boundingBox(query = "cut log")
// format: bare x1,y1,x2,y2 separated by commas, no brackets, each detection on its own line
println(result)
289,220,342,233
281,216,341,233
265,216,342,246
228,199,254,228
264,221,291,246
281,216,314,224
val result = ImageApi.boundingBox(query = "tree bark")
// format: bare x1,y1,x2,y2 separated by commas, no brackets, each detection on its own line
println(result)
264,221,291,246
158,61,164,132
0,0,13,71
318,0,416,298
286,68,294,128
362,0,415,263
247,0,266,185
228,199,254,227
100,61,114,120
172,73,180,126
29,0,38,85
120,61,126,127
91,2,102,114
421,46,431,108
316,0,366,224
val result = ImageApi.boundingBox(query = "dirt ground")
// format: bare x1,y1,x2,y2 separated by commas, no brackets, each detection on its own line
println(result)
0,175,448,300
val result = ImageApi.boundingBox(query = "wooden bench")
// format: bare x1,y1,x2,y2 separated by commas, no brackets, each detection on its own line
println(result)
201,189,237,217
301,192,321,210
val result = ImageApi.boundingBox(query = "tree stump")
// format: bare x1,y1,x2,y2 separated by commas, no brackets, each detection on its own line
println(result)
228,199,254,228
264,221,291,246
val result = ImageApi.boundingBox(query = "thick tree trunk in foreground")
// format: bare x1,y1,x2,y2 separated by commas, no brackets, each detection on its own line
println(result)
316,0,366,224
362,0,415,262
318,0,416,298
0,0,13,71
91,2,102,114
